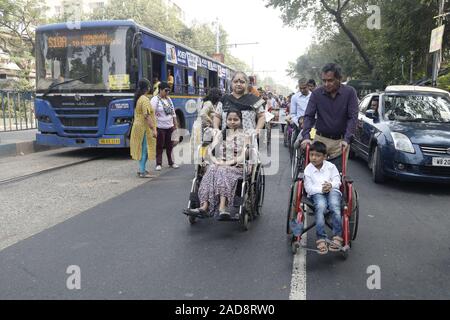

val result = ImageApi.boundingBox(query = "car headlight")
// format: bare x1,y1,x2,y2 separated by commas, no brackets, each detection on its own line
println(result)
390,132,415,154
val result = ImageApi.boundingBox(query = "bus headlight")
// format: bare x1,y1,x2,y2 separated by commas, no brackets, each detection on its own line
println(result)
38,115,52,123
114,117,133,124
391,132,415,154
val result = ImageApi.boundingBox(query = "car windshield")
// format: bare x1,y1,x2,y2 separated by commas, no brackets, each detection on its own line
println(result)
35,26,136,93
383,94,450,123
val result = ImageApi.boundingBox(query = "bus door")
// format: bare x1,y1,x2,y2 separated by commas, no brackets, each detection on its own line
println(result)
197,67,208,96
152,53,165,82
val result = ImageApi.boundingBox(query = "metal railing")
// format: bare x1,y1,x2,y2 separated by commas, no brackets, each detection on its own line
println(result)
0,90,36,131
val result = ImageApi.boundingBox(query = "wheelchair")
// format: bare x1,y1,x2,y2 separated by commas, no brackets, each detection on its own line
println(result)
183,129,266,231
286,144,359,259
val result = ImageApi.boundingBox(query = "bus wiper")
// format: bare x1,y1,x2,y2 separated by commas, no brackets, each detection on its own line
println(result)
43,74,88,97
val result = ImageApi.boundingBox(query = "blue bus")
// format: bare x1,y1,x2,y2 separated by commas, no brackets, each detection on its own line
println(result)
34,20,234,148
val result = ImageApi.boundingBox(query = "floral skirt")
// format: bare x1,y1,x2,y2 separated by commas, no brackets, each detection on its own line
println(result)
198,164,243,215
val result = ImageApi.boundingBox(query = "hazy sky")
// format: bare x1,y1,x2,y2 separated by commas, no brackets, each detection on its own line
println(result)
174,0,315,91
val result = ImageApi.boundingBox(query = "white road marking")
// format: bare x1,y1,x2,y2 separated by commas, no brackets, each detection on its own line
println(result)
289,215,307,300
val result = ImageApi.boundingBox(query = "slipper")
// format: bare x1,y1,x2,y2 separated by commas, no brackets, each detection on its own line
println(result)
189,208,207,216
138,172,156,178
218,210,231,220
316,239,328,255
329,236,343,252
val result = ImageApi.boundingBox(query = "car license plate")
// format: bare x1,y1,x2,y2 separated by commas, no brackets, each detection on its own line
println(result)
432,157,450,167
99,138,121,145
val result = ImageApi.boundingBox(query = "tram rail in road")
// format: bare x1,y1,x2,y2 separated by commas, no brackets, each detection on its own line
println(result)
0,155,105,186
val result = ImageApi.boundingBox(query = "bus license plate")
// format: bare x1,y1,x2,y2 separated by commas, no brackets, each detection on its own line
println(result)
99,138,121,145
432,157,450,167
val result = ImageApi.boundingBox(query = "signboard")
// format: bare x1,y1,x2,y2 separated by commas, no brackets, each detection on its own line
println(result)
429,25,445,53
108,74,130,90
166,43,177,64
176,48,188,66
208,61,218,72
187,52,198,70
199,57,209,69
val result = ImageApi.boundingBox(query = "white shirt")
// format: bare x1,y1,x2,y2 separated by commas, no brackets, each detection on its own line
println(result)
304,160,341,197
290,91,311,126
150,96,176,129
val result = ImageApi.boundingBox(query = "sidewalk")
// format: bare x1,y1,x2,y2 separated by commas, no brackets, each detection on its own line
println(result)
0,129,58,158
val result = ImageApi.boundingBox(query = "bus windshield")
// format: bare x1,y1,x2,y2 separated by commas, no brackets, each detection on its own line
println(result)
36,26,136,93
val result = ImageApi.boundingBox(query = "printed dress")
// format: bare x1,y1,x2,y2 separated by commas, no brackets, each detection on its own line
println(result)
130,95,156,161
198,132,246,215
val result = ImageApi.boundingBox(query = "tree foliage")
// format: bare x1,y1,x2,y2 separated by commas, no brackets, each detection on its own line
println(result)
270,0,449,86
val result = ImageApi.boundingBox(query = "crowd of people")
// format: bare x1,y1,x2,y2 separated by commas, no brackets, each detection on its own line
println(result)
130,63,360,253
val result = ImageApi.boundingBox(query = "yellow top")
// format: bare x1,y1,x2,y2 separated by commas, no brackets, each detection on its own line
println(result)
130,95,157,161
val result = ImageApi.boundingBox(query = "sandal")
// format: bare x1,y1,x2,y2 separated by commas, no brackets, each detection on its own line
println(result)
316,239,328,255
329,236,343,252
189,208,207,217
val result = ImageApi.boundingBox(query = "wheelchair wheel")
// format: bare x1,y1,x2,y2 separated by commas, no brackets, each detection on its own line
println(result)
188,215,197,225
253,165,265,217
240,185,250,231
286,181,299,235
349,188,359,241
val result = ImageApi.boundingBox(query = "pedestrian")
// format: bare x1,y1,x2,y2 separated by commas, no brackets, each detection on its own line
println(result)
247,75,260,97
152,76,160,96
214,71,266,132
290,78,312,142
304,141,343,254
307,79,317,92
190,109,251,219
301,63,359,170
130,78,157,178
200,87,222,129
150,81,179,171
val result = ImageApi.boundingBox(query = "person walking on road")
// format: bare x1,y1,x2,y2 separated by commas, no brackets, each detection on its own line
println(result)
130,78,157,178
290,78,311,142
150,81,179,171
301,63,359,169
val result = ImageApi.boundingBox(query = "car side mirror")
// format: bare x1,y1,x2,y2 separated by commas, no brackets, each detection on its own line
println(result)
365,109,377,119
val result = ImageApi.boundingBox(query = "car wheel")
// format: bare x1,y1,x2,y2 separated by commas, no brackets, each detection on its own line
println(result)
371,146,385,183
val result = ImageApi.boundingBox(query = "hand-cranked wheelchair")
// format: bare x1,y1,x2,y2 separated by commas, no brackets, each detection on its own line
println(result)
183,128,266,231
286,143,359,259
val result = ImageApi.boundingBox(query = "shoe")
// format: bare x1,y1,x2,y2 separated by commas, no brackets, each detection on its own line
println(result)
171,164,179,169
155,165,162,171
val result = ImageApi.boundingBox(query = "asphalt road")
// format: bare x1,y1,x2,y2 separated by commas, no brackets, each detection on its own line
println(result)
0,133,449,300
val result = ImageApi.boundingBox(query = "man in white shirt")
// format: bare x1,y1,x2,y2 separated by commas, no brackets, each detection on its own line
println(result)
304,141,342,255
290,79,311,128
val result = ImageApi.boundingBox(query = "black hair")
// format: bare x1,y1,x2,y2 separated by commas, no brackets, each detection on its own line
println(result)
203,87,222,105
222,108,243,140
310,141,327,155
307,79,316,86
321,63,343,80
158,81,170,90
134,78,151,108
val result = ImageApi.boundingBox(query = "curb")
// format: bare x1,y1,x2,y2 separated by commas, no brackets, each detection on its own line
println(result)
0,141,61,158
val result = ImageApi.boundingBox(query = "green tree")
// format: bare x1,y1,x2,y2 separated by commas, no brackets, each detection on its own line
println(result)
266,0,375,74
0,0,48,71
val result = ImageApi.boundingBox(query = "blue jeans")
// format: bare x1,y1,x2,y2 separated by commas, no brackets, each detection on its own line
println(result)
311,190,342,240
139,135,148,173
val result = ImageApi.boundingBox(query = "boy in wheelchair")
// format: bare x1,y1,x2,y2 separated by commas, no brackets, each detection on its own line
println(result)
304,141,343,255
188,109,252,220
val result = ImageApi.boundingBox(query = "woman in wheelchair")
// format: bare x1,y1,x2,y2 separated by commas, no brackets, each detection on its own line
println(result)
189,109,250,220
304,141,343,255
